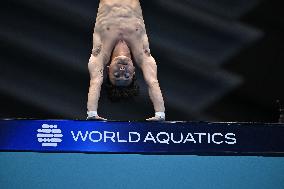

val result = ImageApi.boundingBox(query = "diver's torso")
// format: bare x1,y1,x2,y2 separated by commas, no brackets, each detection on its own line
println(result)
95,0,145,42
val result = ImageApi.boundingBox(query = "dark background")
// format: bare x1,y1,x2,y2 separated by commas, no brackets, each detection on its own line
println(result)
0,0,283,122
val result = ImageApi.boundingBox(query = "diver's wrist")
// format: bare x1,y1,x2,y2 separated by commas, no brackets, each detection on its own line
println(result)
87,111,98,118
155,112,165,119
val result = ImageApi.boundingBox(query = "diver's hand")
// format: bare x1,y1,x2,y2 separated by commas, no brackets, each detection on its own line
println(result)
87,115,107,121
146,112,165,121
146,116,164,121
87,111,107,121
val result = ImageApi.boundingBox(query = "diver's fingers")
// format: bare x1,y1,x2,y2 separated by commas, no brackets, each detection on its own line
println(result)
146,116,164,121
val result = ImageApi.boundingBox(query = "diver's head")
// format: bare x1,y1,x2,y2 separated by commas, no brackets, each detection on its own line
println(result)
108,55,135,87
106,56,138,102
105,40,139,101
106,59,139,101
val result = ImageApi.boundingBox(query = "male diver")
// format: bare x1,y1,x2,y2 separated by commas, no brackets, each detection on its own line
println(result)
87,0,165,121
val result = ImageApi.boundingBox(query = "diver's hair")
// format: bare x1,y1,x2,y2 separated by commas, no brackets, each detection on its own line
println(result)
105,75,139,102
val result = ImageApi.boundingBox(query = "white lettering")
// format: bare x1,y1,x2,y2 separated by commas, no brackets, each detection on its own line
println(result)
212,133,223,144
129,132,140,142
104,131,116,142
225,133,237,144
144,132,156,143
157,132,170,144
89,131,102,142
117,132,127,143
71,131,89,142
194,133,207,143
183,133,196,143
207,133,211,143
171,133,183,144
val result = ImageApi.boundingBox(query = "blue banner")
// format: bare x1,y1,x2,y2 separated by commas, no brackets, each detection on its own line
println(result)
0,120,284,156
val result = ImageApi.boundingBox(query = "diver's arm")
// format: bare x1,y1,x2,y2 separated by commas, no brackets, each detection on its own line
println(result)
87,53,107,120
140,56,165,121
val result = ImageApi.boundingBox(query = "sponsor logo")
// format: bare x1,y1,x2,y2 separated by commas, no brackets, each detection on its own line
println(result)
37,124,63,147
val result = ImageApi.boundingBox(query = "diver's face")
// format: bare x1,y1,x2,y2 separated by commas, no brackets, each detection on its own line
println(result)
108,56,135,86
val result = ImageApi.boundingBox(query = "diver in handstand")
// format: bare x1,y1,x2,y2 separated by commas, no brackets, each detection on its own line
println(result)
87,0,165,121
